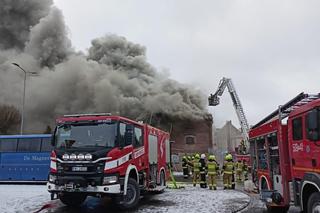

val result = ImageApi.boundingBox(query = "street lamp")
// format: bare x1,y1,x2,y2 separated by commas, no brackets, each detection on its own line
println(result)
12,63,37,135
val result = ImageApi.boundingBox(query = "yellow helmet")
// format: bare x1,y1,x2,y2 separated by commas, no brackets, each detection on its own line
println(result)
225,154,233,161
195,153,200,159
208,155,216,161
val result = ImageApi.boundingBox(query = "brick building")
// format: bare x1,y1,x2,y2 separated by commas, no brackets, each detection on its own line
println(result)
169,114,214,170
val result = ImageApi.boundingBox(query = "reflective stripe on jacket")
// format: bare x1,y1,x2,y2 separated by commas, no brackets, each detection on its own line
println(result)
223,161,234,174
207,161,218,175
193,160,201,172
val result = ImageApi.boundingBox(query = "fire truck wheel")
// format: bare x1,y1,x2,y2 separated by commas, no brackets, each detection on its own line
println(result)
159,170,166,186
119,178,140,210
266,205,289,213
307,192,320,213
59,192,87,207
153,170,166,194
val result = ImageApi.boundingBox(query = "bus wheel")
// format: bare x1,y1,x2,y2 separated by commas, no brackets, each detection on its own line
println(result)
307,192,320,213
267,205,289,213
119,178,140,210
59,192,87,207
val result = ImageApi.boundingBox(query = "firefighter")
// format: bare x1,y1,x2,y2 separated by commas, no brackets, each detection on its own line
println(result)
199,153,207,188
222,154,235,189
188,155,195,178
235,159,244,182
192,153,201,187
207,154,219,190
239,139,247,154
182,155,189,179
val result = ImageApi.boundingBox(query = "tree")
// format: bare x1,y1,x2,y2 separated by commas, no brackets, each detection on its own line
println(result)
44,125,52,134
0,104,21,134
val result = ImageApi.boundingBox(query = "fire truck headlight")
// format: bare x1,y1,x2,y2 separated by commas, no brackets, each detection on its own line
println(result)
77,154,85,160
85,154,92,160
70,154,77,160
62,154,70,160
103,176,118,185
49,174,57,183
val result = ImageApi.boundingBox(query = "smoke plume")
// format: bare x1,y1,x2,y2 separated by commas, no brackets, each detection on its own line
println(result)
0,0,208,132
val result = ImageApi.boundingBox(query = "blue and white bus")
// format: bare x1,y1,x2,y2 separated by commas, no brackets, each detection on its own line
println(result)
0,134,52,183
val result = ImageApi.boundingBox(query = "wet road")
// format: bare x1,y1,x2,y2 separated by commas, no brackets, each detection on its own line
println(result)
46,185,250,213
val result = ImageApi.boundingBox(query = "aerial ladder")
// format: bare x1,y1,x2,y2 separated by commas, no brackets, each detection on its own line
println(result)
208,77,250,154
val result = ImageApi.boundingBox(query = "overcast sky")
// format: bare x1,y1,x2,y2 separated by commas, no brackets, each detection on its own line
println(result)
53,0,320,128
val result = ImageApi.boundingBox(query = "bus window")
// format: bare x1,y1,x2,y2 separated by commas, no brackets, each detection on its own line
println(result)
17,138,41,152
41,137,53,152
0,139,18,152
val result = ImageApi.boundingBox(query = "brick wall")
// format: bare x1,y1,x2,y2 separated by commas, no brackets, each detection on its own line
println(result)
169,115,213,171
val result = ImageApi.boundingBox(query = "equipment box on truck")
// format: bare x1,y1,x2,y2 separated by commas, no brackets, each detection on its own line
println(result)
47,113,171,209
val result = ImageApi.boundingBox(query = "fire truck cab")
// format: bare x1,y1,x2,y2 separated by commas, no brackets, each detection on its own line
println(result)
250,93,320,213
47,113,171,209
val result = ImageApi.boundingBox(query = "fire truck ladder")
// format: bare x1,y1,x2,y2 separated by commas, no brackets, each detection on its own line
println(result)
208,77,250,147
252,92,320,129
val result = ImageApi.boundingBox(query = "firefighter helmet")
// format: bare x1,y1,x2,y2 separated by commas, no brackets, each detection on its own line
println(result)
195,153,200,159
200,153,206,159
208,155,216,161
225,154,233,161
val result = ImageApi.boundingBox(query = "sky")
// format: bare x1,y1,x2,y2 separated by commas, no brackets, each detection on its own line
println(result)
53,0,320,128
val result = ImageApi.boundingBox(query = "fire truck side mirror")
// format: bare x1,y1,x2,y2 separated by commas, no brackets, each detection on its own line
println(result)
51,127,57,146
51,131,56,146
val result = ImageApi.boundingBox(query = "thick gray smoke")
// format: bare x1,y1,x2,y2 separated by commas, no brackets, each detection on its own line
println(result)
0,0,208,133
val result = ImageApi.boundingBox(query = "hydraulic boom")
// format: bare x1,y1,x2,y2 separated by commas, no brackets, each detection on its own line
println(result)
208,77,250,149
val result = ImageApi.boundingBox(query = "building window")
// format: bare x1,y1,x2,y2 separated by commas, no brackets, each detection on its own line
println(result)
185,135,196,144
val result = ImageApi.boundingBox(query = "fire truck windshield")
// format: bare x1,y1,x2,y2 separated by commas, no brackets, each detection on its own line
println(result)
55,122,117,149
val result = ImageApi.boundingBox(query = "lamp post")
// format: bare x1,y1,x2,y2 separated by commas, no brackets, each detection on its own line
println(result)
12,63,37,135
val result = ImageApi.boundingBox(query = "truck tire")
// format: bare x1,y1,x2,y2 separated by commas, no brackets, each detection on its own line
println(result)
266,205,289,213
307,192,320,213
118,178,140,210
159,170,166,187
153,170,166,194
59,192,87,207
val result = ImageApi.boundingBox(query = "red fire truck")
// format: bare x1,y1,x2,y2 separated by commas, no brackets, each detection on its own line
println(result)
250,93,320,213
47,113,171,209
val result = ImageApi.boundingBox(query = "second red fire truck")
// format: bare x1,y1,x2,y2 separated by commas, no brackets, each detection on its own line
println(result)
250,93,320,213
47,113,171,209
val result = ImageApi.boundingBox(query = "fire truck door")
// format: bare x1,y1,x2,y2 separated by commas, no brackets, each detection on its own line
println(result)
148,135,158,185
